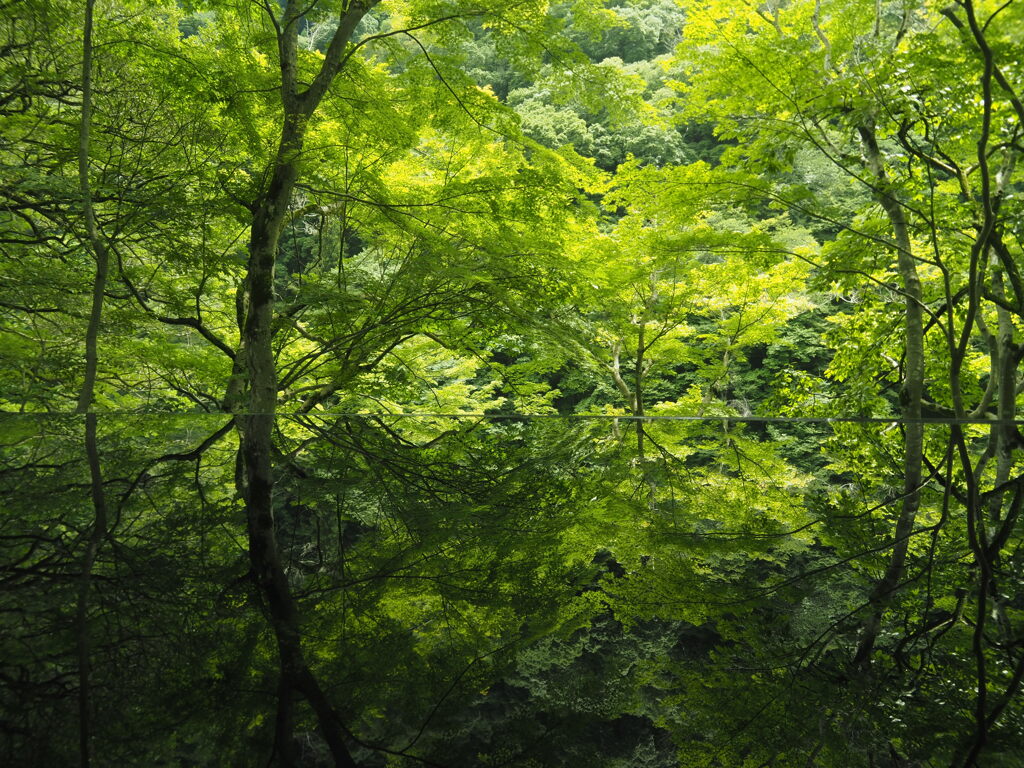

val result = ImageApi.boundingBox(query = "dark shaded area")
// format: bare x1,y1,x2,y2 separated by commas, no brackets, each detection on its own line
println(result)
2,415,1018,766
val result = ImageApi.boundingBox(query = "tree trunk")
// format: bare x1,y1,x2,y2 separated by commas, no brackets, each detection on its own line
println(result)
238,122,360,763
73,6,111,764
635,324,645,459
75,413,108,768
853,122,925,667
75,0,107,415
235,4,377,764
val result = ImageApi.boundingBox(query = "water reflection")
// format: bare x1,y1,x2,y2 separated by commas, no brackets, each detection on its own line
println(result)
0,416,1020,766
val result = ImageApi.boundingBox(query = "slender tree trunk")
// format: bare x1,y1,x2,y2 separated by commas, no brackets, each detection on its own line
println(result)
75,414,108,768
853,123,925,667
223,283,250,411
988,267,1016,522
235,5,376,764
242,112,305,420
982,151,1020,528
635,324,645,459
75,0,108,414
73,6,110,764
238,121,359,764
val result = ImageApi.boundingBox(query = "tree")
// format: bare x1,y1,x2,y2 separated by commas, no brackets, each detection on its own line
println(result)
4,1,1024,765
660,0,1024,762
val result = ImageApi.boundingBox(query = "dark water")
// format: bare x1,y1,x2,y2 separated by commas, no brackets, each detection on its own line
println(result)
0,415,1017,766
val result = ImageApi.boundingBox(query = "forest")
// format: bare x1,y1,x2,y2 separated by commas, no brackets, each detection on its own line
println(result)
1,0,1023,765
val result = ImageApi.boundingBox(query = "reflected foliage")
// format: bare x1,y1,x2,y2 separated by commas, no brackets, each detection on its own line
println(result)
3,415,1020,765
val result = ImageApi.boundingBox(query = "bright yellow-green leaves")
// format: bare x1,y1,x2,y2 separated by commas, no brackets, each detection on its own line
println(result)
575,158,814,421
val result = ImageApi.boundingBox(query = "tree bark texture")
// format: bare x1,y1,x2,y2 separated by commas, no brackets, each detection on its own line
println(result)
853,123,925,667
75,0,108,414
237,3,377,765
73,5,111,765
75,413,108,768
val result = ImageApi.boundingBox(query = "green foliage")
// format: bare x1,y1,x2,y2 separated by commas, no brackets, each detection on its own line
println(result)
4,0,1024,765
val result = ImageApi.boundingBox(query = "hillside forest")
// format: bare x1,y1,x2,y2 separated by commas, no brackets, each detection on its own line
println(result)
2,0,1024,765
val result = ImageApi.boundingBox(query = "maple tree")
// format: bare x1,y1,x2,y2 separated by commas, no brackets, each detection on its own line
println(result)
1,0,1023,766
